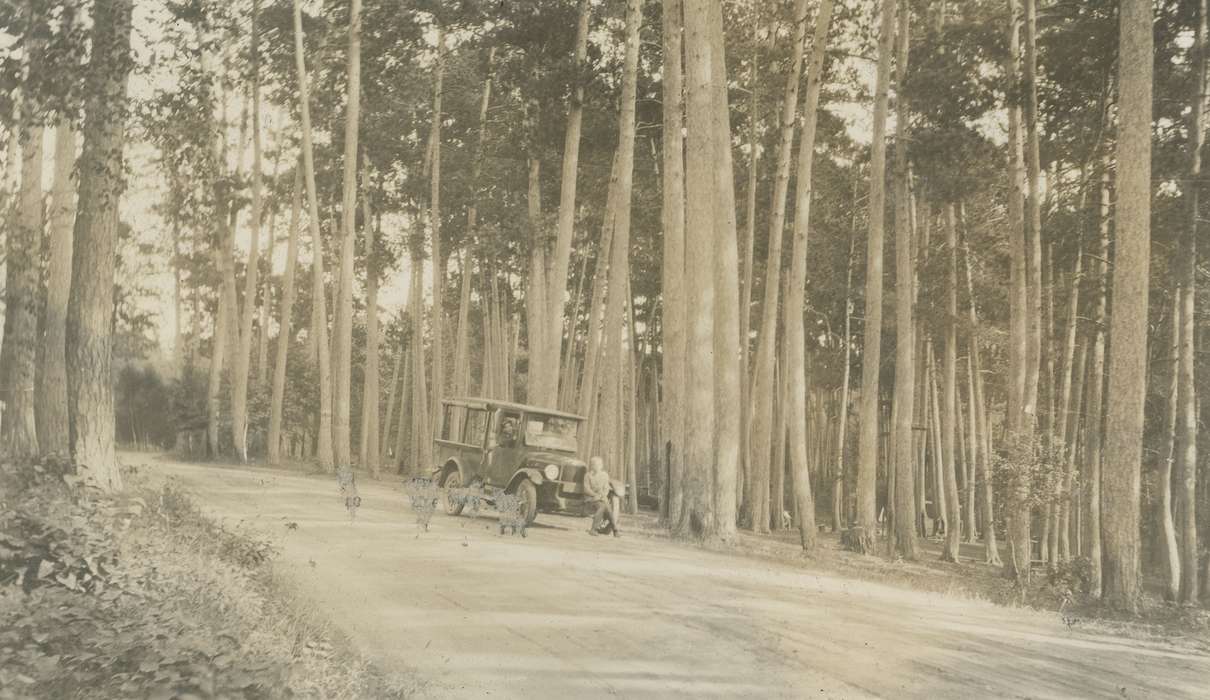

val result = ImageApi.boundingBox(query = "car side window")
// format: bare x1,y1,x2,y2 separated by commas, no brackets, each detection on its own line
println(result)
497,412,521,448
464,409,488,447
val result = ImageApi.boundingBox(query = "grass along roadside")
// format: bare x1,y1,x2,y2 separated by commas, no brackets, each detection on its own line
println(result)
620,510,1210,652
0,456,413,699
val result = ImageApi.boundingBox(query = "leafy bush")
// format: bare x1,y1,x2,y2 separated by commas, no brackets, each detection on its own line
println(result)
0,458,409,699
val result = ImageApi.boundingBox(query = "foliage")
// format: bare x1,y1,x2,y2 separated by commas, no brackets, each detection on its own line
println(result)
0,458,409,698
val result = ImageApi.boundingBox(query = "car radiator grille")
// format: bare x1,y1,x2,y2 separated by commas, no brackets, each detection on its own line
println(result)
561,464,586,483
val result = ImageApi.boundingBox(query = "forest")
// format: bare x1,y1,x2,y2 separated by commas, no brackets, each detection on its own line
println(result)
1,0,1208,621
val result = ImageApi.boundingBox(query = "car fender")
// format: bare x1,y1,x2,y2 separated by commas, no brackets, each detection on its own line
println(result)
508,468,545,491
608,478,626,498
436,458,464,485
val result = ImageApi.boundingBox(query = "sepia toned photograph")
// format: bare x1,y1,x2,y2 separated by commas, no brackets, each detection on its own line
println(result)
1,0,1209,697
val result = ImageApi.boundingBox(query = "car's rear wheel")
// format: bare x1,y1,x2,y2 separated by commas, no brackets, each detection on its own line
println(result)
516,479,538,526
442,471,464,516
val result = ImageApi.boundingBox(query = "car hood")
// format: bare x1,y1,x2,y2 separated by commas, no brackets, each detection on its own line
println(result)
524,451,586,468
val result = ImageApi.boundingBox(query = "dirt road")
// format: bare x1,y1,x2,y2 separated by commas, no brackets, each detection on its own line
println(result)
130,454,1210,699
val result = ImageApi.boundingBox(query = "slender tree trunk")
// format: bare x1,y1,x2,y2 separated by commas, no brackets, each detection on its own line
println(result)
2,7,43,458
940,203,962,561
1003,0,1033,584
596,0,643,496
748,0,811,536
1177,0,1205,606
854,0,898,553
268,169,302,466
706,0,740,539
963,226,1002,565
231,0,264,463
540,0,592,408
428,26,446,447
1100,0,1152,612
677,0,719,540
35,121,76,456
835,226,855,532
890,0,916,560
1159,296,1182,600
380,346,403,465
785,0,836,551
331,0,361,470
738,10,763,516
292,0,334,470
661,0,686,526
66,0,133,491
361,178,380,477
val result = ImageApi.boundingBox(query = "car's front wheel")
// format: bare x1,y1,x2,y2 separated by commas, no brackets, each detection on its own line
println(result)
516,479,538,526
442,471,465,516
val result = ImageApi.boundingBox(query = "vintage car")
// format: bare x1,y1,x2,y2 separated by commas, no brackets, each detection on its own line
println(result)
431,398,623,527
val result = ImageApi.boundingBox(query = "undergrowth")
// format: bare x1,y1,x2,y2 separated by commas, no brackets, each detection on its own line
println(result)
0,456,412,699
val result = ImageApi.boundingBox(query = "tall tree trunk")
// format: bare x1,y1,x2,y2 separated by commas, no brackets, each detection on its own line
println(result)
835,224,855,532
1177,0,1205,606
596,0,643,493
890,0,916,560
428,26,446,448
706,0,740,539
1084,162,1111,595
964,225,1002,565
1159,296,1182,600
332,0,361,470
738,9,764,516
268,168,302,465
231,0,264,463
854,0,898,553
1023,0,1044,434
35,121,77,456
785,0,836,552
941,203,962,561
380,345,403,464
661,0,686,526
361,178,380,477
1061,338,1087,561
292,0,334,471
1100,0,1152,612
1055,210,1085,562
66,0,133,492
748,0,811,536
540,0,592,408
2,6,43,459
1004,0,1033,584
677,0,719,540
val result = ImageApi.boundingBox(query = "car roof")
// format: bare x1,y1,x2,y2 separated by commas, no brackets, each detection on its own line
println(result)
442,397,585,422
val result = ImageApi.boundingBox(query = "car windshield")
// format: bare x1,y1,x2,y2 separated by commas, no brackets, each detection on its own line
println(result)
524,415,579,452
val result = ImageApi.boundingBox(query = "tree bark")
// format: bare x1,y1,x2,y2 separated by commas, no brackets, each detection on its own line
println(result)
332,0,362,470
2,6,43,459
292,0,334,470
1100,0,1152,612
540,0,592,408
785,0,836,552
941,204,962,561
1177,0,1205,606
231,0,264,463
1003,0,1034,584
661,0,686,526
748,0,811,535
361,176,380,477
963,223,1002,565
706,0,740,540
268,168,302,466
677,0,719,540
66,0,133,492
890,0,916,560
427,28,447,447
854,0,898,553
35,121,77,456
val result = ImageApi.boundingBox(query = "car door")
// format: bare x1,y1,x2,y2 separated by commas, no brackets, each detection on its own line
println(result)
485,409,524,487
460,408,489,480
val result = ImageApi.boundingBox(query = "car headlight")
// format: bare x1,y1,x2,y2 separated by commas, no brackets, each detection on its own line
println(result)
543,464,560,481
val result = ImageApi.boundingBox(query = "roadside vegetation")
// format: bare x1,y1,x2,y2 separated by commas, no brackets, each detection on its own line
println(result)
0,457,411,699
